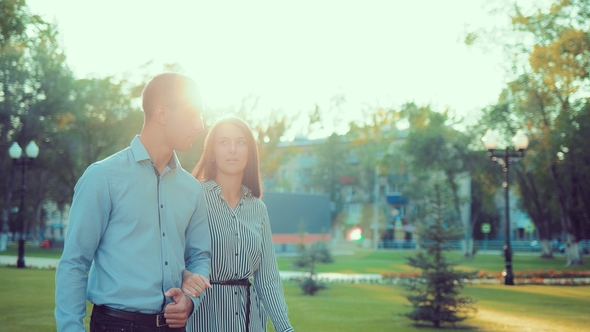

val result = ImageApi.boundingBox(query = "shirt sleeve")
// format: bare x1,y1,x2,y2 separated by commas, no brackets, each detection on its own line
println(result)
55,164,111,332
254,204,294,332
184,182,211,312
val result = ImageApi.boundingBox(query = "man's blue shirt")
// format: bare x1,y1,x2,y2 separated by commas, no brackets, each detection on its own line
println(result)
55,136,211,331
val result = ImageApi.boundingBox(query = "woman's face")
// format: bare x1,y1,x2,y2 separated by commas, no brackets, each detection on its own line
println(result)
212,122,249,177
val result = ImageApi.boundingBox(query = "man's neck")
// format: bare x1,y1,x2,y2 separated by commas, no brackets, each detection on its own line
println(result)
139,129,174,174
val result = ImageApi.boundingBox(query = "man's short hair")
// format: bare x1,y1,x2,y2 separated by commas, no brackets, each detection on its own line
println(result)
141,72,202,120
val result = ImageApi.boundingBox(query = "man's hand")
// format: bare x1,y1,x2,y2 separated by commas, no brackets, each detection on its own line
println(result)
164,288,194,328
182,271,212,297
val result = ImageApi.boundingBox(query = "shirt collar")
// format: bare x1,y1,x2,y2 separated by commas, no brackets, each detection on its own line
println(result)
203,180,252,198
130,135,179,171
241,184,252,197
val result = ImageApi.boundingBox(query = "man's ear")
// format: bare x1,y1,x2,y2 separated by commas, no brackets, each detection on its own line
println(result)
156,106,168,125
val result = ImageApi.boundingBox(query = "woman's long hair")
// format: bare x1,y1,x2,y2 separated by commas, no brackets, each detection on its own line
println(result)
191,116,262,198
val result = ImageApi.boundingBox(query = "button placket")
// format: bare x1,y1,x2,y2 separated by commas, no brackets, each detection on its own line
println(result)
234,212,240,257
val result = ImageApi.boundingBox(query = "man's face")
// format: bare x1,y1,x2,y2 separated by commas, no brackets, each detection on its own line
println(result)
164,98,204,152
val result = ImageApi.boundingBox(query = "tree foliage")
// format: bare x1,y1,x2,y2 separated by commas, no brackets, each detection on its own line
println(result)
471,0,590,265
310,133,354,225
1,0,73,242
400,103,478,257
0,0,140,246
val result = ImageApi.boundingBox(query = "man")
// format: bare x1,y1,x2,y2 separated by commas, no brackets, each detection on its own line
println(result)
55,73,211,332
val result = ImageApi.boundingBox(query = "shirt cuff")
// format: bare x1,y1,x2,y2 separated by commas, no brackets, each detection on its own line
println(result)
187,293,203,315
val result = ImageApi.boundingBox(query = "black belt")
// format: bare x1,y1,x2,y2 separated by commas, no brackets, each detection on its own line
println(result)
211,278,251,332
93,304,167,327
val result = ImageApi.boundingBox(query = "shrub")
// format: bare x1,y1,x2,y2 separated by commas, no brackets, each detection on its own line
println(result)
292,241,334,295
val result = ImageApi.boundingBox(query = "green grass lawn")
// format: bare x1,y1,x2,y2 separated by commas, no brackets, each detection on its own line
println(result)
3,243,589,273
3,266,589,332
269,282,590,332
0,267,92,331
2,244,589,331
277,249,590,274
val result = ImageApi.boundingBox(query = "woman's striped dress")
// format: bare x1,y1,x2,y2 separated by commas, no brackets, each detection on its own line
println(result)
187,180,293,332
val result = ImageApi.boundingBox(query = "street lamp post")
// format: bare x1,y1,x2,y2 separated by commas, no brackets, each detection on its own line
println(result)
373,164,379,250
9,141,39,268
372,152,384,250
481,129,529,286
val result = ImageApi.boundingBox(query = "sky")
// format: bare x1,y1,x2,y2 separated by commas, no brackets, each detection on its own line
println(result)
26,0,515,138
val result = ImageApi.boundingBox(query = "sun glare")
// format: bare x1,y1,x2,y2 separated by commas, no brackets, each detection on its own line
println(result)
26,0,509,138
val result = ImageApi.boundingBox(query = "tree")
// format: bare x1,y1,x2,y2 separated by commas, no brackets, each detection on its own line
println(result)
0,1,154,251
468,0,590,265
400,103,475,257
292,226,334,296
463,148,502,246
343,106,402,243
404,182,476,328
474,97,565,258
513,145,561,258
252,113,294,178
346,106,401,190
0,0,74,249
310,133,354,226
41,76,140,221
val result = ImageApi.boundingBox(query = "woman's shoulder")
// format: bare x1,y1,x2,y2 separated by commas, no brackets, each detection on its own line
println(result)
244,195,267,211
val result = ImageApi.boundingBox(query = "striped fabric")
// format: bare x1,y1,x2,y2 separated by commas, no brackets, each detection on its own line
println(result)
187,180,293,332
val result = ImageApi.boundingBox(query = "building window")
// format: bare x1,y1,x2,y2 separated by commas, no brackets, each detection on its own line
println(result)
344,203,361,214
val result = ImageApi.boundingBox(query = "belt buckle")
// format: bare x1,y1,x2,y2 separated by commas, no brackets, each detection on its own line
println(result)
156,314,167,327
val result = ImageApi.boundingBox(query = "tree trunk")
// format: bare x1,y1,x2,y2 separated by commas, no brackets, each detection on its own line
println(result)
540,239,554,259
0,167,16,252
0,208,9,252
564,235,583,266
31,201,44,247
469,212,479,256
462,239,474,257
449,172,472,258
549,164,583,266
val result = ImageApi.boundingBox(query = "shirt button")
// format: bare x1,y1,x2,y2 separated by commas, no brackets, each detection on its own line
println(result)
165,261,168,265
160,205,163,208
235,312,238,315
235,253,238,256
234,273,238,276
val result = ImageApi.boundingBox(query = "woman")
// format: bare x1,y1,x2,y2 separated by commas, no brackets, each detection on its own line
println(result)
184,116,294,332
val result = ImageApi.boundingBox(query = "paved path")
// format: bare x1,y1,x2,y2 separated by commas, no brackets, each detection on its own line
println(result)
279,271,382,282
0,255,60,269
0,255,383,282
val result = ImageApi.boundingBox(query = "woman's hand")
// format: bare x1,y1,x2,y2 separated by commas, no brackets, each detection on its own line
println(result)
182,270,212,297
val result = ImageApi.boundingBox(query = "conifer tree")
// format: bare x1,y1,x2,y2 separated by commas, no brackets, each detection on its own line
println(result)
404,183,477,328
